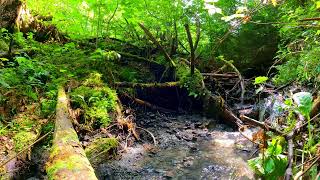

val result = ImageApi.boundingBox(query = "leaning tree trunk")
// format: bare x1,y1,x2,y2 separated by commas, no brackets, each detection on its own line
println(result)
46,86,97,180
0,0,22,29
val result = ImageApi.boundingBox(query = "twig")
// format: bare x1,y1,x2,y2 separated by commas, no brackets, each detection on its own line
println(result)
293,156,320,180
201,73,238,78
285,131,294,180
138,23,175,67
240,115,283,134
0,130,52,168
295,112,320,133
115,81,179,89
136,127,157,146
219,59,245,104
122,93,177,113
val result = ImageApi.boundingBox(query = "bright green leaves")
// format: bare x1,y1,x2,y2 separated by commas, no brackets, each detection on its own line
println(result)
316,1,320,9
254,76,268,85
248,137,287,179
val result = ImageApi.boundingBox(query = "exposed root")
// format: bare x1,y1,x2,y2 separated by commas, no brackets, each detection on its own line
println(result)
136,127,157,146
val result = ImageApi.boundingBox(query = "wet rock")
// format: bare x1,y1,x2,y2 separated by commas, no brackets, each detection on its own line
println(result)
164,170,175,178
175,131,194,141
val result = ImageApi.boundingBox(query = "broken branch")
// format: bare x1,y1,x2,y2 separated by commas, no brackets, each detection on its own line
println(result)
115,82,179,89
138,23,175,67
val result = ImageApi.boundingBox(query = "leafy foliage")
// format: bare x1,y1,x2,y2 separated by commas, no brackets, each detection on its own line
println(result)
254,76,268,85
272,1,320,86
70,73,117,128
248,137,287,179
177,63,205,98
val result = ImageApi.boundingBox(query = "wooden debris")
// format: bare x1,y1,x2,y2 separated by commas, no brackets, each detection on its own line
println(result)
123,93,177,113
115,81,179,88
201,73,238,78
138,23,176,67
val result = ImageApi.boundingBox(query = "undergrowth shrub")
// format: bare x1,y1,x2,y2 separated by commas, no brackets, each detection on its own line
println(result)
274,46,320,86
176,63,205,98
70,73,117,128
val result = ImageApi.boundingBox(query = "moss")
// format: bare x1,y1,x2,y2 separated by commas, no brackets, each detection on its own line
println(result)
54,129,79,144
176,63,205,98
47,154,88,179
13,131,37,152
70,74,118,128
50,144,61,158
12,117,36,131
0,39,8,52
83,72,104,87
85,137,118,160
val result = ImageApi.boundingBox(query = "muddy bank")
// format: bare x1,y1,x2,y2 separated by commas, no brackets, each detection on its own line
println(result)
94,111,255,179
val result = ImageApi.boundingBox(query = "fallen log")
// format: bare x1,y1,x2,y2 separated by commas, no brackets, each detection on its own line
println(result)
240,114,283,134
115,81,179,88
123,93,177,113
118,52,160,65
46,86,97,180
201,73,239,78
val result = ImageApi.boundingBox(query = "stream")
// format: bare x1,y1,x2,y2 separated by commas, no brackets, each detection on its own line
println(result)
95,111,256,180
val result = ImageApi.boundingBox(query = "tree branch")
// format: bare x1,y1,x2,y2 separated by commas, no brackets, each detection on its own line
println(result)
138,23,175,67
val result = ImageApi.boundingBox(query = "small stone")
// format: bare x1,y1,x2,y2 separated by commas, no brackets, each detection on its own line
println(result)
164,170,175,178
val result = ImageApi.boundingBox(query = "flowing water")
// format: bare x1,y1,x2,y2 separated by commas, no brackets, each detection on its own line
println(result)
95,113,255,180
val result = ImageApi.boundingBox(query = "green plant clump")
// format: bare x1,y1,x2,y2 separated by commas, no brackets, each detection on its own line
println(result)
274,47,320,85
248,137,287,179
70,73,117,128
177,63,205,98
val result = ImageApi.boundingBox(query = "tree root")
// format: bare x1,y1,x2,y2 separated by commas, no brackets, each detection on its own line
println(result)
136,127,157,146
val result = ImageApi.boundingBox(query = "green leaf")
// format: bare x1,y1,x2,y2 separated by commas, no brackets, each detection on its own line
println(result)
317,1,320,9
0,58,9,62
264,158,275,174
254,76,268,85
293,92,313,116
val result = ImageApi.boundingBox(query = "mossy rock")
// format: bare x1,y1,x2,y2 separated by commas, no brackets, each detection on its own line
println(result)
85,137,118,162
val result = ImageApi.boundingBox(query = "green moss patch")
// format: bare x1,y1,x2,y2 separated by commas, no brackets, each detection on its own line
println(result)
70,73,117,128
13,131,37,152
85,137,118,160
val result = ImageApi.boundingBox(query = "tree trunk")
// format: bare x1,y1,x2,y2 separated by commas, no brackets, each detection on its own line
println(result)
46,86,97,180
0,0,22,29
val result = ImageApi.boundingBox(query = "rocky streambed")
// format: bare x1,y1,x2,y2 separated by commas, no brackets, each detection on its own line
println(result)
94,111,256,180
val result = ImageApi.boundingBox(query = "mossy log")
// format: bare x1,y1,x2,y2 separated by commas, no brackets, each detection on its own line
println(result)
118,52,160,65
46,86,97,180
115,81,179,88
